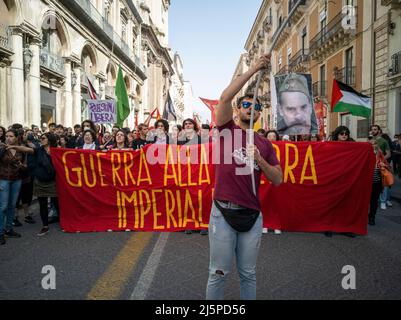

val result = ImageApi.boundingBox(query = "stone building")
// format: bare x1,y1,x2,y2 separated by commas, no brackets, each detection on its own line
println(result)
238,0,400,138
0,0,174,130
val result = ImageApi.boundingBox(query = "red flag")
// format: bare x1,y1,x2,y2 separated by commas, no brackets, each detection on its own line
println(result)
200,98,219,126
87,77,98,100
144,108,160,126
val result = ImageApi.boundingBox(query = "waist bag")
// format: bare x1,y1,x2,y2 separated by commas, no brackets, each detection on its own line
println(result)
214,200,260,232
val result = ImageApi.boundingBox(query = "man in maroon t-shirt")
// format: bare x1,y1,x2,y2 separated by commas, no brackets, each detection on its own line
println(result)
206,54,283,300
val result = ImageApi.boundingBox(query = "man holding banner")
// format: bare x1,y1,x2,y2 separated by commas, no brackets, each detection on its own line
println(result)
206,54,283,300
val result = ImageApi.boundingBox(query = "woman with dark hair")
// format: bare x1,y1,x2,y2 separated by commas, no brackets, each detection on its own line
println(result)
15,128,39,226
112,129,129,150
0,126,6,143
179,118,201,146
379,133,394,209
31,133,59,236
58,135,68,149
0,129,34,245
154,119,170,145
76,120,99,148
78,129,98,150
266,130,280,142
264,129,282,235
331,126,354,142
327,126,356,238
368,138,386,226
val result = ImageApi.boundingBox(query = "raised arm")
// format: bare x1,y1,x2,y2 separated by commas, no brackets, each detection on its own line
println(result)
216,54,271,127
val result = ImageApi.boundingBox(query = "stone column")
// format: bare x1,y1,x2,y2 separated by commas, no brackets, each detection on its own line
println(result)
28,37,41,127
72,66,82,125
63,60,73,127
0,63,8,125
10,27,25,125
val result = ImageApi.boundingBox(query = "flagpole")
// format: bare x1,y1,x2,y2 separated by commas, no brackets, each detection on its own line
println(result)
249,70,264,196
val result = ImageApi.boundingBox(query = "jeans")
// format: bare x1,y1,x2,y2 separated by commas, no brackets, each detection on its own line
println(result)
0,179,22,236
206,202,263,300
379,187,391,204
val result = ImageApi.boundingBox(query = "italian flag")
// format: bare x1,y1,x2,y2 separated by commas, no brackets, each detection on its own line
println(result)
331,80,372,118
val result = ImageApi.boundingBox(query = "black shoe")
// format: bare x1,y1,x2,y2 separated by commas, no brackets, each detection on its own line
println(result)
25,216,36,224
341,232,356,238
4,230,21,238
37,227,49,237
324,231,333,238
200,230,208,236
368,218,376,226
48,216,59,224
0,235,5,245
12,218,23,227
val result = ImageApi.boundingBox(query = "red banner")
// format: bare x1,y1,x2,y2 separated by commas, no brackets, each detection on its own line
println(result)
52,142,375,235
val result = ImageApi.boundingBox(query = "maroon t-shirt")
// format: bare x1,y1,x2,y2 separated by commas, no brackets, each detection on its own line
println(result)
214,120,280,211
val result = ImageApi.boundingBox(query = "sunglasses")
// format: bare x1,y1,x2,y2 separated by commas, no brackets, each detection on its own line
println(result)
40,136,47,140
339,132,349,136
241,101,263,112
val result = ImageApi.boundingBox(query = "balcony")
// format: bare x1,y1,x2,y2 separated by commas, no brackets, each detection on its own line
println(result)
59,0,146,80
310,9,357,63
335,66,356,86
389,51,401,77
381,0,401,9
313,81,327,98
276,65,290,76
263,15,273,33
289,49,310,72
0,23,13,59
273,20,291,49
40,49,65,79
288,0,307,24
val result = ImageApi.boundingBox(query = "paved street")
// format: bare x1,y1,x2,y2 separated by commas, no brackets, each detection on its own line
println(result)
1,181,401,300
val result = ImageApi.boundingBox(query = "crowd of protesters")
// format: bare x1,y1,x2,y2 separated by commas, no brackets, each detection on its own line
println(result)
0,118,400,245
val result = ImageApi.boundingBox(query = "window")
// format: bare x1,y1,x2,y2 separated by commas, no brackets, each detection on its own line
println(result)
345,47,354,85
320,65,326,96
301,27,307,53
42,28,50,51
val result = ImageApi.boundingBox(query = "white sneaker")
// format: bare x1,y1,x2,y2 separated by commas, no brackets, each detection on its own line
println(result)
380,203,387,210
262,228,268,234
386,201,393,207
274,229,282,235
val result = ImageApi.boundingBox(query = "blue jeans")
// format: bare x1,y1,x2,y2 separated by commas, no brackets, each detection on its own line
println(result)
206,202,263,300
380,187,390,204
0,179,22,236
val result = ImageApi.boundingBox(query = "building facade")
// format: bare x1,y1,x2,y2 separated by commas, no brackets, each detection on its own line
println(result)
239,0,401,139
0,0,175,130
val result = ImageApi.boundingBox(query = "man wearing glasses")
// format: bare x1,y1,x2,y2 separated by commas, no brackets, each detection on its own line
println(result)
206,54,283,300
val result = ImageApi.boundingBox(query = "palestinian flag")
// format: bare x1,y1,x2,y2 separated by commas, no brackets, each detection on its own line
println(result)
331,80,371,118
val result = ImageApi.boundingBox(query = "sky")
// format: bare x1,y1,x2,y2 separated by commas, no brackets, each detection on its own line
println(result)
169,0,263,122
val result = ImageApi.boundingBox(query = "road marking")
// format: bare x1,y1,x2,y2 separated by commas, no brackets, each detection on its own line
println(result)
87,232,153,300
130,232,169,300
